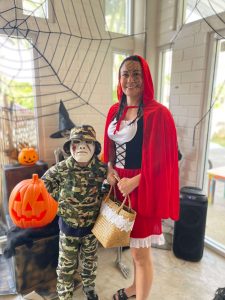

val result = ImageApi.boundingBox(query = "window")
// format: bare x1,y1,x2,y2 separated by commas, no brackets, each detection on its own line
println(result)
184,0,225,24
23,0,48,18
112,51,129,102
105,0,132,35
0,35,38,152
158,49,172,109
209,40,225,149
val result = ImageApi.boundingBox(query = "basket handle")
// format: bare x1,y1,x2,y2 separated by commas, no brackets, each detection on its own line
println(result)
105,180,132,210
117,195,132,213
113,174,132,210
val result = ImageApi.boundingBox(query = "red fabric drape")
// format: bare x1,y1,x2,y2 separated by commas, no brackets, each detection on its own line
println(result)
104,55,179,220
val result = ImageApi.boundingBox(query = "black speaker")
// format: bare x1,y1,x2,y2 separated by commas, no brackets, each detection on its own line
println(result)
173,186,208,262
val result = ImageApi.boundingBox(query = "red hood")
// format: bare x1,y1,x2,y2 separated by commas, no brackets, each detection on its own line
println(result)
117,55,154,106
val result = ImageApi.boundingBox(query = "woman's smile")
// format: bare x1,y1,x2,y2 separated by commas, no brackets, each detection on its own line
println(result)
120,60,143,101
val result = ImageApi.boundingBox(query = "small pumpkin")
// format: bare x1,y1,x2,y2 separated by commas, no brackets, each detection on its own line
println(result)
9,174,58,228
18,147,39,165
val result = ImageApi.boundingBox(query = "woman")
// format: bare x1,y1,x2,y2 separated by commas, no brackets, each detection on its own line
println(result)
103,55,179,300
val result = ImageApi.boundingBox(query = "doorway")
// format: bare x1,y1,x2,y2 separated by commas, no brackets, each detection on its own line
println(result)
203,38,225,253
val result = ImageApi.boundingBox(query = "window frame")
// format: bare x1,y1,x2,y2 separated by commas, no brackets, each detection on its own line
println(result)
20,0,54,22
22,0,49,18
0,30,39,150
111,49,131,103
157,47,173,109
104,0,133,36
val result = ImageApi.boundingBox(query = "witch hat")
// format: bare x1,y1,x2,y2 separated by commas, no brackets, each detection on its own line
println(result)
50,100,76,138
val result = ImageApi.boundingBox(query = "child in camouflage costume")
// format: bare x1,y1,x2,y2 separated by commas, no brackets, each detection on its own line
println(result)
42,125,107,300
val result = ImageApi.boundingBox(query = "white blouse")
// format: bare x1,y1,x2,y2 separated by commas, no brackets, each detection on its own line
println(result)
108,118,138,144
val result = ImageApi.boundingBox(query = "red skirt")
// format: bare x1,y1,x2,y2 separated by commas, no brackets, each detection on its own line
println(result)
114,167,162,239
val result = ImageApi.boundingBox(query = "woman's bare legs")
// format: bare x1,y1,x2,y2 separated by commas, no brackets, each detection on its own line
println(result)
113,247,153,300
131,247,153,299
123,262,136,297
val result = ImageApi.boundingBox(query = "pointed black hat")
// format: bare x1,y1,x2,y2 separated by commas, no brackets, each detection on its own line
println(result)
50,100,76,138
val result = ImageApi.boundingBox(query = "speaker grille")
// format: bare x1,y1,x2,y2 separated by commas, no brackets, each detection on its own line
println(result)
173,187,208,262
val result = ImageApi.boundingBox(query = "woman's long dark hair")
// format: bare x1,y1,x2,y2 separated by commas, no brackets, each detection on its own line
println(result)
115,55,143,124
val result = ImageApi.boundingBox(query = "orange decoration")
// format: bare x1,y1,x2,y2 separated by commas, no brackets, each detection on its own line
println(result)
18,148,39,165
9,174,58,228
99,152,104,162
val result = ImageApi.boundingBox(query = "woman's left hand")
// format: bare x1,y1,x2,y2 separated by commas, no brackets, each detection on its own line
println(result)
117,175,140,197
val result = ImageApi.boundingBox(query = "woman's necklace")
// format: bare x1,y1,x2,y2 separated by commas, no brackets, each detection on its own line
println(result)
114,105,138,134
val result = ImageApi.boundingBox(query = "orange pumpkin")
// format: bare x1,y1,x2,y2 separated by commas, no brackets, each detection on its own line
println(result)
9,174,58,228
18,147,39,165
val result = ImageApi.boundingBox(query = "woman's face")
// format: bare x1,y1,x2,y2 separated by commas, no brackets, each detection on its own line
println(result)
120,60,143,101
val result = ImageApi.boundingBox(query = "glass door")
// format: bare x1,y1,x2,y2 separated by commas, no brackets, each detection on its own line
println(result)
203,38,225,254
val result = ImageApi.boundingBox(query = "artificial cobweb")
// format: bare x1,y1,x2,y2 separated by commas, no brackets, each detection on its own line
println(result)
0,0,145,118
0,0,145,158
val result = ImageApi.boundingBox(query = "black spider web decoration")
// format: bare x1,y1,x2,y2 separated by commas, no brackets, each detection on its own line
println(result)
0,0,146,122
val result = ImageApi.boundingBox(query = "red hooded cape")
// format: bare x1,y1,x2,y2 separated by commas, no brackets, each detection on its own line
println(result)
104,55,179,220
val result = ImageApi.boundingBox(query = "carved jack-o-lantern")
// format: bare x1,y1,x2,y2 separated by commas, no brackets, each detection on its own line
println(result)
18,148,39,165
9,174,58,228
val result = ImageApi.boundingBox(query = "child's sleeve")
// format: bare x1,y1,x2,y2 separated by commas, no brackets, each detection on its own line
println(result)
42,164,61,201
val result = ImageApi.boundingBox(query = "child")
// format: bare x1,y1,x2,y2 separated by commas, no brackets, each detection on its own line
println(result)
42,125,107,300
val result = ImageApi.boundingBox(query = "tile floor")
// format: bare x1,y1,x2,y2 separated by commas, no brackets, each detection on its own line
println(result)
1,245,225,300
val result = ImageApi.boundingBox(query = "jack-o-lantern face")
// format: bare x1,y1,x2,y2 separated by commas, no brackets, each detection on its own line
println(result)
9,174,58,228
18,148,39,165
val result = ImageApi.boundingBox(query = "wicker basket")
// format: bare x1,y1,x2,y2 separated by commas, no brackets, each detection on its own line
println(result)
92,187,136,248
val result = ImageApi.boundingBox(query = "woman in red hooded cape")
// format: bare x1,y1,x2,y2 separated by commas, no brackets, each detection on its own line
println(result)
104,55,179,300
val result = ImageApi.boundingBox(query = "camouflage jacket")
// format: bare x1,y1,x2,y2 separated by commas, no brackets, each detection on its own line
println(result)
42,156,107,228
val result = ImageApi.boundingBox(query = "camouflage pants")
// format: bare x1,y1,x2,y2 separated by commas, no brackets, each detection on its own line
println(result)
57,231,98,300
